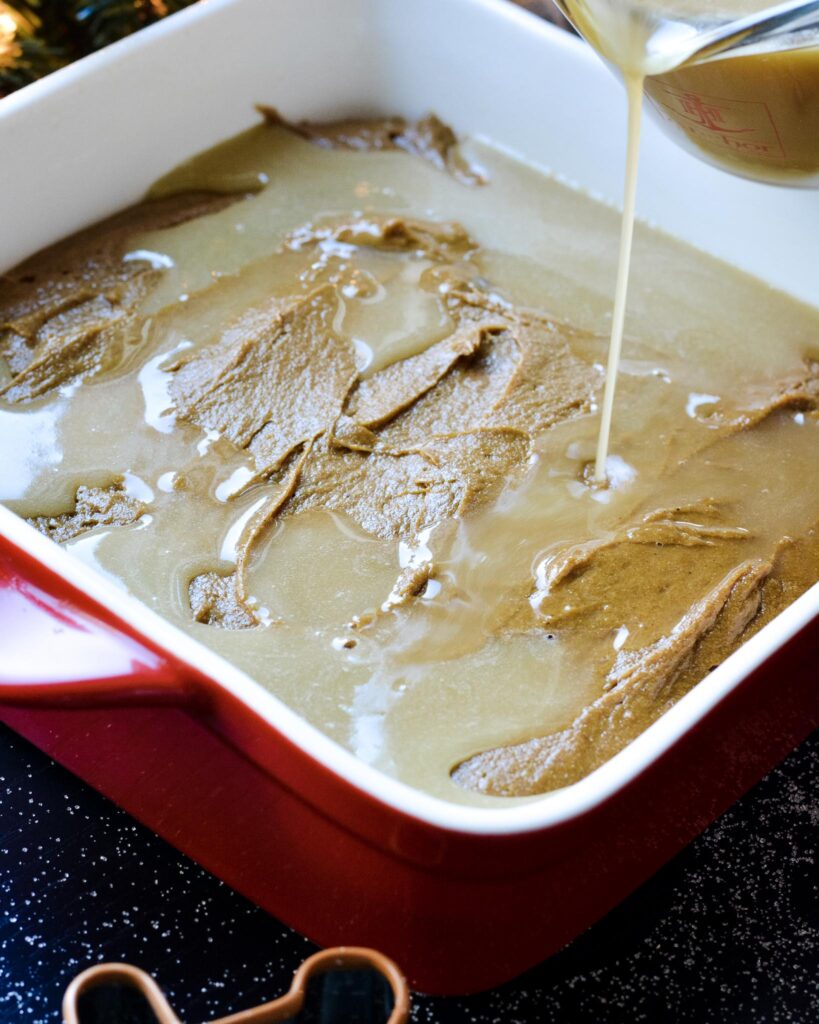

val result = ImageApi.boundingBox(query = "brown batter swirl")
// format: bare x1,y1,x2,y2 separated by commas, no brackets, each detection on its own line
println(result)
2,114,818,802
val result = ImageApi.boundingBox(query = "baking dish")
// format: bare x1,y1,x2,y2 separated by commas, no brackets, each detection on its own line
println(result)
1,0,817,996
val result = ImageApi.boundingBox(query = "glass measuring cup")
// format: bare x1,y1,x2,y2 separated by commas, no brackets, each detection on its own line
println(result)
553,0,819,184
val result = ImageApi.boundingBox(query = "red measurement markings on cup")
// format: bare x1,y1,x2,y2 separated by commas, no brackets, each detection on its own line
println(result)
649,84,786,161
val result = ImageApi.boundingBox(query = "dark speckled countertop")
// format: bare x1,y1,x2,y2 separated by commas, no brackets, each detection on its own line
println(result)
0,723,816,1023
0,4,816,1021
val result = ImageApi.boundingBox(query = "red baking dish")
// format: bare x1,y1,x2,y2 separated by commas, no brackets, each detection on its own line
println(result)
1,0,818,996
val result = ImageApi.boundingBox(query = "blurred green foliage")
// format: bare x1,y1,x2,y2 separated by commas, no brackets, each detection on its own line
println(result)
0,0,197,96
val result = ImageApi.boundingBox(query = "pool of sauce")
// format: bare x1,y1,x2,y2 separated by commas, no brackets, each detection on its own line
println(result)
1,115,817,805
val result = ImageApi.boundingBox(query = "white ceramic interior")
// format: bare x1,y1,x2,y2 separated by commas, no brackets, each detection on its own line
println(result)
1,0,817,835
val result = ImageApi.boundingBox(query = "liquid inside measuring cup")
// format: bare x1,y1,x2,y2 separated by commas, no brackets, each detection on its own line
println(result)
553,0,819,477
645,42,819,183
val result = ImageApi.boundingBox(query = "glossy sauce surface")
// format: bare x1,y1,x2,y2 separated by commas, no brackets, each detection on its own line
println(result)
1,122,818,805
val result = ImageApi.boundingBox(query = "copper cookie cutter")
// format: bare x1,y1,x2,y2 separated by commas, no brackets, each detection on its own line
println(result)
63,946,410,1023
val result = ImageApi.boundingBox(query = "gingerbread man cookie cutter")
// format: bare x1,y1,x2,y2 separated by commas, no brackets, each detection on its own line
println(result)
63,946,410,1023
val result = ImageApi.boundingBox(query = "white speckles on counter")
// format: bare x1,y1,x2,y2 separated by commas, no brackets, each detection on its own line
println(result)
0,724,816,1022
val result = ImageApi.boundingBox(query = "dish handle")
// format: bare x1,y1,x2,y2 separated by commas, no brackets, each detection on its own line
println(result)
0,537,195,709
